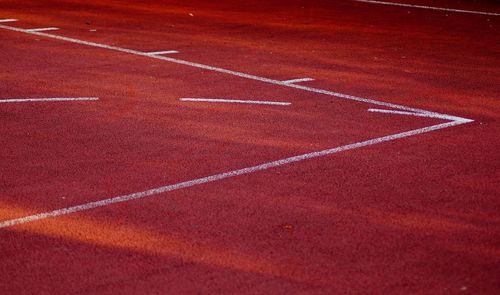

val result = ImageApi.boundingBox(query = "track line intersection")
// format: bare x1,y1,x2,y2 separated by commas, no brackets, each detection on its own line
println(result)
0,19,471,225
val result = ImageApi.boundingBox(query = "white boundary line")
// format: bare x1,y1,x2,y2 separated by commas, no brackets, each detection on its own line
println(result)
282,78,314,85
0,120,467,229
0,19,17,23
180,98,291,106
353,0,500,16
367,108,471,122
26,27,59,32
0,21,474,228
146,50,179,55
0,97,99,103
0,22,461,118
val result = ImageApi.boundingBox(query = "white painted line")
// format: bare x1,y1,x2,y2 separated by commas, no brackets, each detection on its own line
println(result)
180,98,291,106
146,50,179,55
368,108,473,123
0,19,17,23
26,27,59,32
0,22,464,119
282,78,314,85
0,119,469,229
353,0,500,16
0,97,99,103
0,21,475,228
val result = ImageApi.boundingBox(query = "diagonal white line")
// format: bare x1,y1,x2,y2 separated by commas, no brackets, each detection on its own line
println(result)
146,50,179,55
0,19,17,23
179,98,291,106
0,120,468,229
26,27,59,32
0,97,99,103
353,0,500,16
282,78,315,85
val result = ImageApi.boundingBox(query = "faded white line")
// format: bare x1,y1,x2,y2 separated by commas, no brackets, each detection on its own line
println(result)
0,120,468,229
282,78,314,85
180,98,291,106
0,97,99,103
0,19,17,23
146,50,179,55
353,0,500,16
0,22,470,120
26,27,59,32
368,108,473,123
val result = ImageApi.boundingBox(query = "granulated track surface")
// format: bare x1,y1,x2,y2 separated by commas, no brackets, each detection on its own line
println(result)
0,0,499,294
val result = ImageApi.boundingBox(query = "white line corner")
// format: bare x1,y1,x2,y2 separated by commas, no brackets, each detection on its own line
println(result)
368,108,474,123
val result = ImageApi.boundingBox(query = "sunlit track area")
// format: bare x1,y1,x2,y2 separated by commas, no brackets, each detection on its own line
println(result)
1,0,499,294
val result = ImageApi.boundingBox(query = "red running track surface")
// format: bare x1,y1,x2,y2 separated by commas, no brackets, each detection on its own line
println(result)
0,0,499,294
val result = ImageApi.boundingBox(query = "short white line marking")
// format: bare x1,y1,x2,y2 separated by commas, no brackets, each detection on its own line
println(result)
180,98,291,106
26,27,59,32
146,50,179,55
0,97,99,103
0,120,468,229
367,108,473,123
282,78,314,85
353,0,500,16
0,19,17,23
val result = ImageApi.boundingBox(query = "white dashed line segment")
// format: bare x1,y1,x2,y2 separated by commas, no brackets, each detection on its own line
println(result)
0,97,99,103
179,98,291,106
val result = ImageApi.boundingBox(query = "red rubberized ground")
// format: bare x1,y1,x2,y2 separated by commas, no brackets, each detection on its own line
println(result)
1,0,499,294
